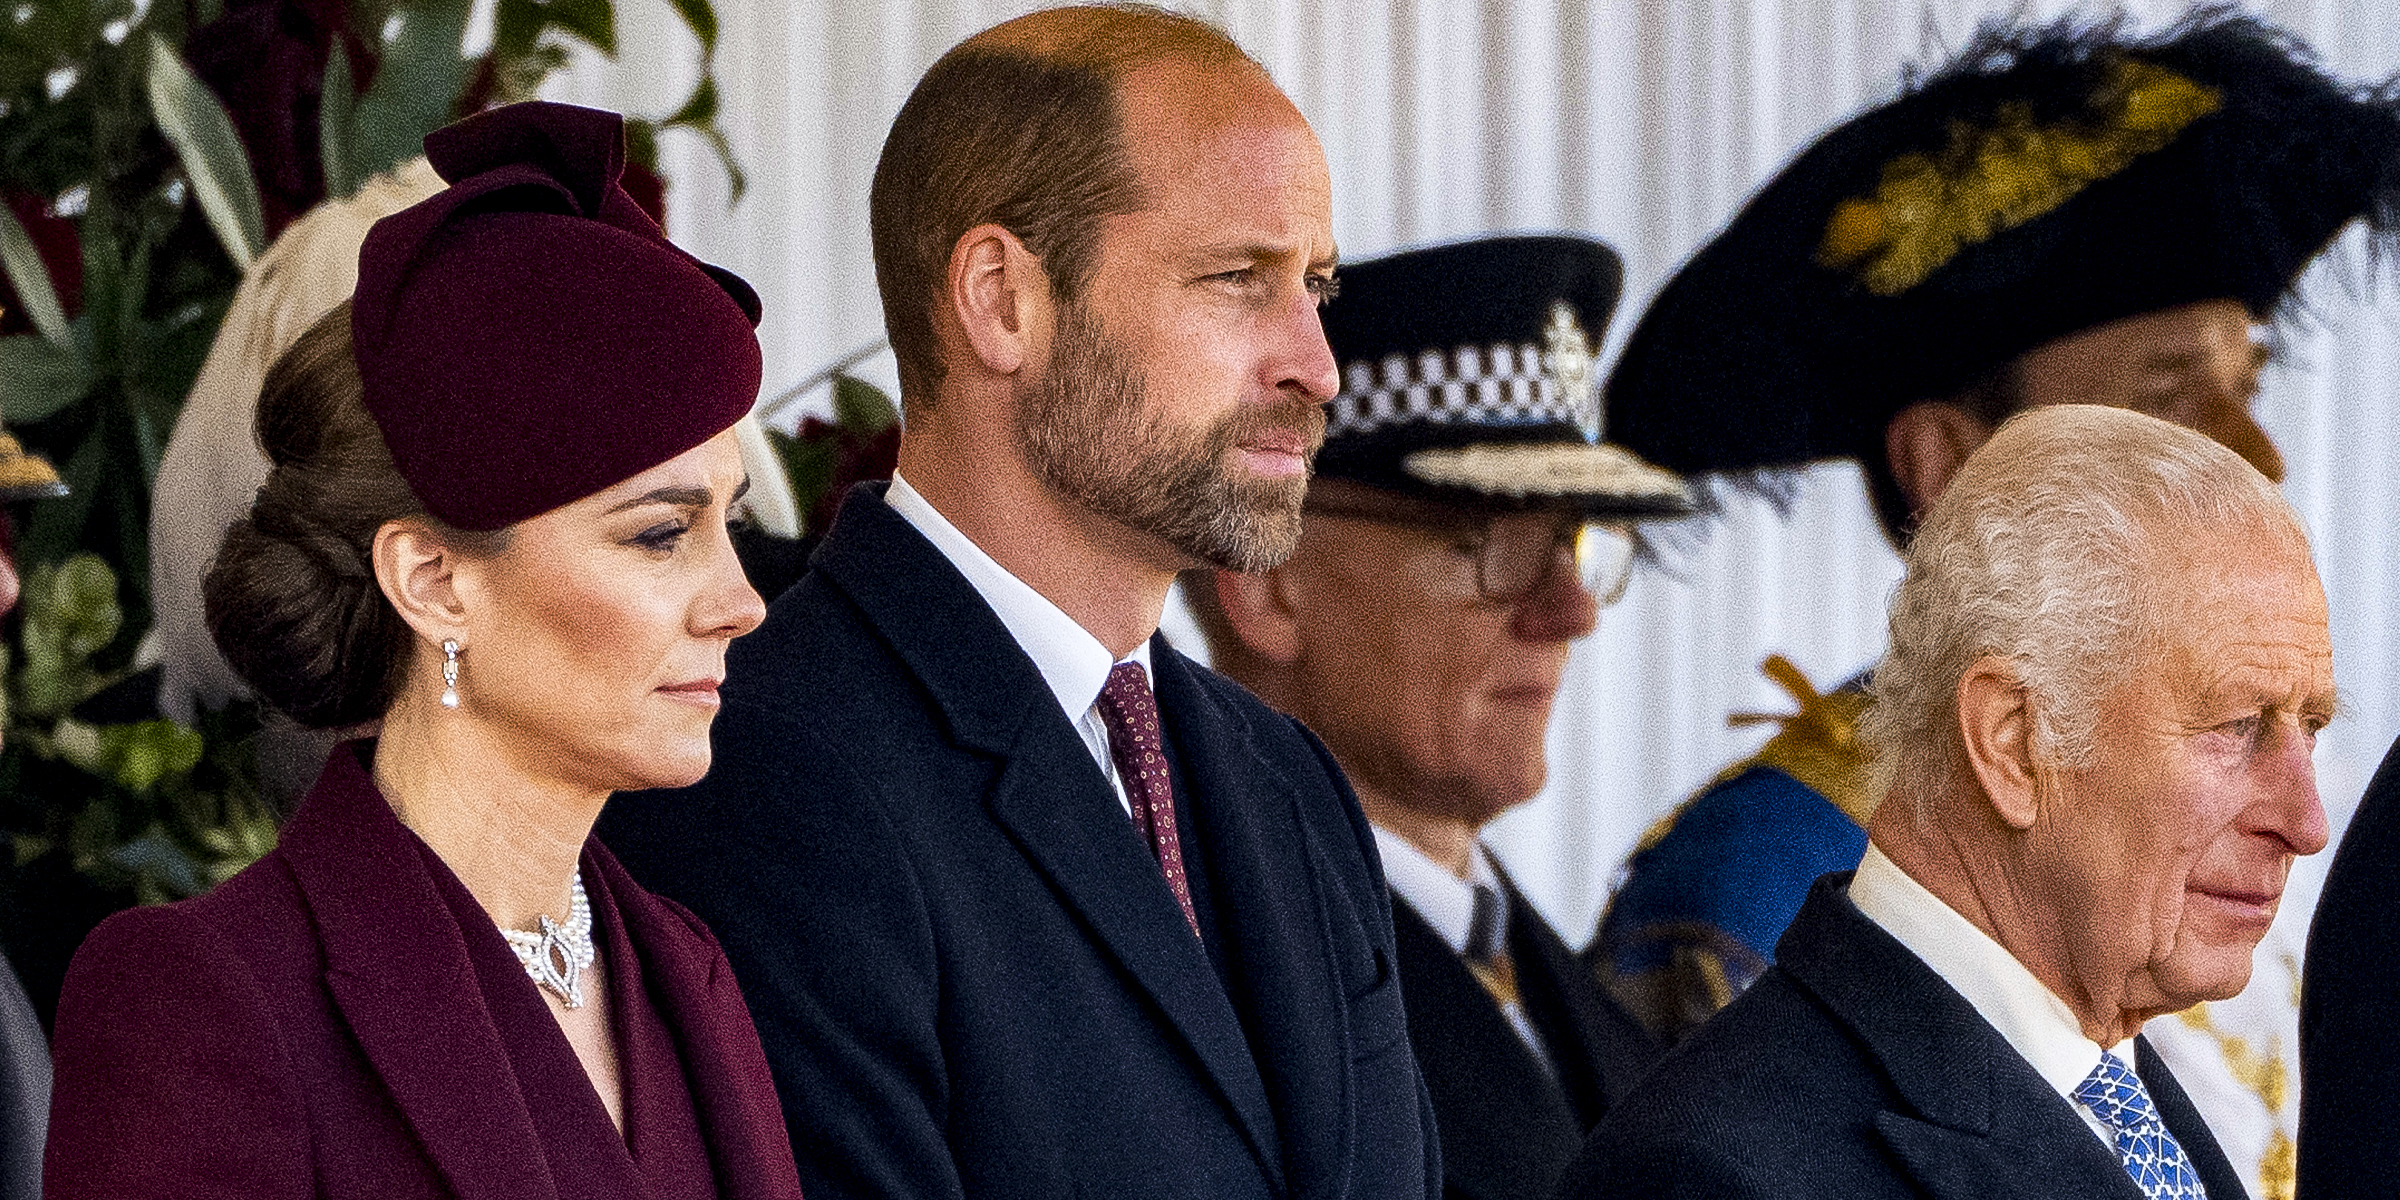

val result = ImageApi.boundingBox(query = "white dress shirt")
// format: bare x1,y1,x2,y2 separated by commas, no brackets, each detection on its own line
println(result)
1372,827,1552,1072
1848,844,2136,1149
886,473,1148,816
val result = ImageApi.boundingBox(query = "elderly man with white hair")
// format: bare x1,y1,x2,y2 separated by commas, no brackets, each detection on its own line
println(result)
1557,404,2331,1200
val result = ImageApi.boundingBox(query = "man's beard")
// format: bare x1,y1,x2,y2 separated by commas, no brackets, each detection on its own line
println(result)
1015,302,1325,571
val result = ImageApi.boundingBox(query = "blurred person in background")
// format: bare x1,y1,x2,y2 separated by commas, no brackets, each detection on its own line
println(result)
1187,235,1691,1200
0,430,62,1200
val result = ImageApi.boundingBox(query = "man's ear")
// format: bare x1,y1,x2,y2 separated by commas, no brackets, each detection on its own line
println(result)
1957,655,2039,830
947,222,1053,377
1886,402,1994,521
372,518,472,648
1213,569,1302,665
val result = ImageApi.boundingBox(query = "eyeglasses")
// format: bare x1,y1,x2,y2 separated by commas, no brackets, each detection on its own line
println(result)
1303,498,1638,606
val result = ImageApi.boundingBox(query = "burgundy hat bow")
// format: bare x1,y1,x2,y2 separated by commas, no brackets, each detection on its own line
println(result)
353,101,763,531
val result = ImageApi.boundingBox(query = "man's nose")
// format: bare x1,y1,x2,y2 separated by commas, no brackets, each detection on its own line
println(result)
2254,721,2329,855
1273,297,1340,403
1511,546,1600,643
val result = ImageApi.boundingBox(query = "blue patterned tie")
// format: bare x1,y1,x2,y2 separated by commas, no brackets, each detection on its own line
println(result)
2073,1052,2206,1200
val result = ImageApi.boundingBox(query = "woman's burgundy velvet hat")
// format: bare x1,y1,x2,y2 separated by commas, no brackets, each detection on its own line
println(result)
353,101,763,531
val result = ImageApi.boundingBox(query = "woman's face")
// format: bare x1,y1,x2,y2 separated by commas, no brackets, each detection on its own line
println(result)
451,429,765,794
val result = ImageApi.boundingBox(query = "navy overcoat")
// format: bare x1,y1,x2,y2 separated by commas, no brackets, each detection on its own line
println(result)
1555,873,2243,1200
599,485,1440,1200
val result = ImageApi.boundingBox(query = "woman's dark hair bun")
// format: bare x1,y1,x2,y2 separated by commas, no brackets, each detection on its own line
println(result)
203,303,432,729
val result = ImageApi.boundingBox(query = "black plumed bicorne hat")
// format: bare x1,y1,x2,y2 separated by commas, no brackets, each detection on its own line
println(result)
1604,6,2400,481
1316,234,1693,518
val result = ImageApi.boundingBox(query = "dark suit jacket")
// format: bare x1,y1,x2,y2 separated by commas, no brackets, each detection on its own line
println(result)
2299,729,2400,1199
1555,874,2243,1200
597,486,1440,1200
1393,872,1659,1200
43,745,803,1200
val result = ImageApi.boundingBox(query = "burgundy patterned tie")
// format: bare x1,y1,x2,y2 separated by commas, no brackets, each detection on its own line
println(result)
1096,662,1201,938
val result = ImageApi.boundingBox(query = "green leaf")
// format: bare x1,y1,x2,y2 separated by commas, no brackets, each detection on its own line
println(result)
663,109,745,203
143,33,266,270
491,0,545,61
765,427,837,531
664,75,717,127
104,826,206,900
832,374,899,434
97,719,205,792
0,201,70,347
663,0,718,55
19,423,107,575
544,0,618,55
319,44,357,201
346,0,476,185
0,333,92,423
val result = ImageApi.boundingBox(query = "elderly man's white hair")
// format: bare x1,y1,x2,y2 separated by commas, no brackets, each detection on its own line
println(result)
1862,403,2308,818
147,160,797,721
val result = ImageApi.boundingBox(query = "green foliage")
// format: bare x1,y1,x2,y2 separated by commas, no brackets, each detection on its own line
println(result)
339,0,476,194
142,33,262,268
1,554,270,904
0,197,69,343
0,0,746,925
767,375,899,535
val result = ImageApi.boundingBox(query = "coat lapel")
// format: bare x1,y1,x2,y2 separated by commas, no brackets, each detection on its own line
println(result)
1389,897,1581,1200
2140,1036,2247,1200
279,745,559,1200
1154,645,1368,1200
1495,868,1657,1122
586,843,804,1200
1778,874,2146,1200
815,491,1284,1192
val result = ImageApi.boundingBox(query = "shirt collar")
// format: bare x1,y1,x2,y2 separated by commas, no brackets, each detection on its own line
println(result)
1848,844,2133,1104
1372,825,1503,956
886,473,1152,724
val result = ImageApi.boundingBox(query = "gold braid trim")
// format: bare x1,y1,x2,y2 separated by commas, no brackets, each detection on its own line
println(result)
1626,655,1876,857
1816,57,2221,296
1727,654,1880,828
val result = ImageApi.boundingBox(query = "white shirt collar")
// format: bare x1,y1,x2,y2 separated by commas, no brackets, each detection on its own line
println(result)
1849,844,2134,1109
1372,825,1504,956
885,472,1152,726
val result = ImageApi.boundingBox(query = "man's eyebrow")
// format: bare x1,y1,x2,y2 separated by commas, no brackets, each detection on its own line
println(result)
1190,241,1336,269
606,475,750,514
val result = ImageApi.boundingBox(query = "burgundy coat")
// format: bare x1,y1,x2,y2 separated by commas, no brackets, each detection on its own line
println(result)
42,744,804,1200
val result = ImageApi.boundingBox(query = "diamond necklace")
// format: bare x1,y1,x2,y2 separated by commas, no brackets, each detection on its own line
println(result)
500,872,595,1008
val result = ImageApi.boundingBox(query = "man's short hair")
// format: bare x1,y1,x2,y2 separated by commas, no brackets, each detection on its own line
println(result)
869,3,1258,412
1862,404,2305,817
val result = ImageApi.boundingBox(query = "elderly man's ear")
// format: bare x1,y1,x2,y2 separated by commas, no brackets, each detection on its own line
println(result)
1887,402,1995,518
1212,569,1304,665
1958,656,2043,830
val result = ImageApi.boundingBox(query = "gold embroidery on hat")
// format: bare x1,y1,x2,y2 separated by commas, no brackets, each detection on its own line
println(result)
1816,57,2220,296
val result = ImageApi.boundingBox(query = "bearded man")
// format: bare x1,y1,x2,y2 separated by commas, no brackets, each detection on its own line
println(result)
596,7,1439,1200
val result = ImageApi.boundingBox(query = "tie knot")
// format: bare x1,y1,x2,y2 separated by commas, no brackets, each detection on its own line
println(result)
2074,1052,2163,1134
1098,662,1159,735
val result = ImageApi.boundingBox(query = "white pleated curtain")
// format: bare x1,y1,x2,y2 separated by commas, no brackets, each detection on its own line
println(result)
547,0,2400,949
